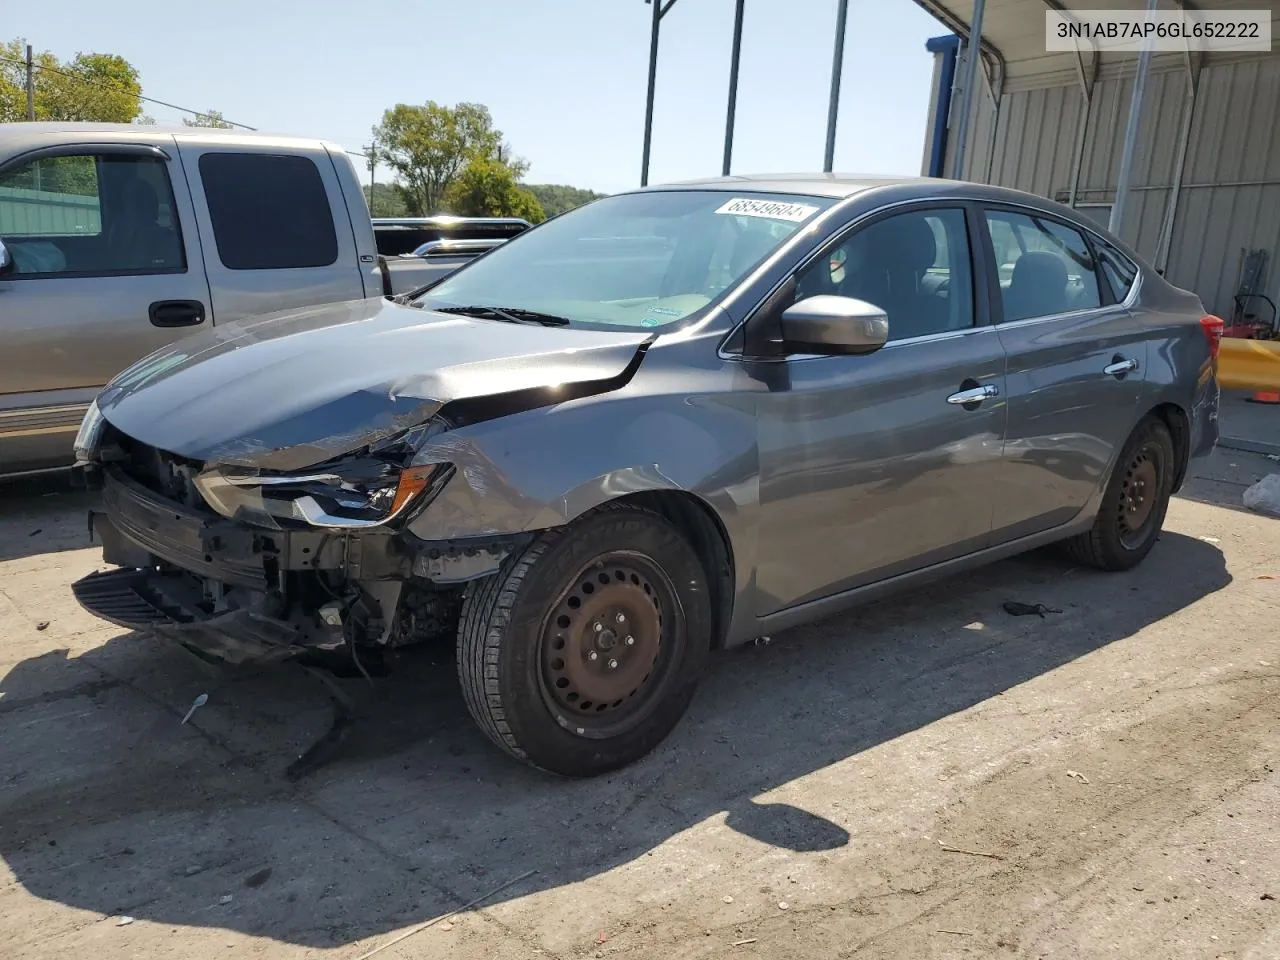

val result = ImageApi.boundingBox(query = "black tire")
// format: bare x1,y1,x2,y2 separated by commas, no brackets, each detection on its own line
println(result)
1062,415,1176,571
456,503,712,777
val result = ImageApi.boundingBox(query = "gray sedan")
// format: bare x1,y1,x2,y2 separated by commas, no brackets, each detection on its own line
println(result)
71,174,1222,776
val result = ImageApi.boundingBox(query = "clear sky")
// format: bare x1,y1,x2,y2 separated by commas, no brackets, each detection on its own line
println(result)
11,0,946,194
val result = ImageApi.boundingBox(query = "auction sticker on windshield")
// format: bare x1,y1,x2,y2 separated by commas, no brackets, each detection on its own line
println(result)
715,197,820,222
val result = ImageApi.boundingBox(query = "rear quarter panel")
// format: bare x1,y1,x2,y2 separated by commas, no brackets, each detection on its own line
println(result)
1132,273,1220,473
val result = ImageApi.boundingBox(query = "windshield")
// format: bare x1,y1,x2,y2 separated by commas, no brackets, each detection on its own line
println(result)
413,190,836,330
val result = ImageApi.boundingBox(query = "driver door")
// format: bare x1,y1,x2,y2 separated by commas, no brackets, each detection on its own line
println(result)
751,204,1008,615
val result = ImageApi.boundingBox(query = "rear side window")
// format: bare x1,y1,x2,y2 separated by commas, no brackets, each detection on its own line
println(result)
198,153,338,270
1094,237,1139,303
984,209,1101,322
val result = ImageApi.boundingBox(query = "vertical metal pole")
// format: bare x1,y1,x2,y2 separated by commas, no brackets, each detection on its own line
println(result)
1110,0,1159,237
367,147,376,215
640,0,662,187
823,0,849,172
25,44,35,121
950,0,987,180
722,0,745,176
1156,50,1201,273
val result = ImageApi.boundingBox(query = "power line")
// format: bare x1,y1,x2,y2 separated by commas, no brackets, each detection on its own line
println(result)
4,52,375,171
0,54,258,130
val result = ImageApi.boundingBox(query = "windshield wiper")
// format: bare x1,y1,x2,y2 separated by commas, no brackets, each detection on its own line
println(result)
434,304,571,327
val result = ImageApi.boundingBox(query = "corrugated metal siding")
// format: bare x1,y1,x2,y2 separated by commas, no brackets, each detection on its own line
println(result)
943,54,1280,318
0,186,100,236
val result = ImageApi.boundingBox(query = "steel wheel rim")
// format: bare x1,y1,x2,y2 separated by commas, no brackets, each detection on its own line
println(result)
537,550,683,739
1118,443,1161,548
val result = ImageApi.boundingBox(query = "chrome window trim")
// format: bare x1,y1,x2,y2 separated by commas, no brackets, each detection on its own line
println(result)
774,323,1001,364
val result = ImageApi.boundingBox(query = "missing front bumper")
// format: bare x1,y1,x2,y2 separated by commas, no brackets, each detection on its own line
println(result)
71,566,306,666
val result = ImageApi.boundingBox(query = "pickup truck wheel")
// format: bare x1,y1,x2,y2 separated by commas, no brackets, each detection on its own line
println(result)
456,504,711,777
1062,415,1175,571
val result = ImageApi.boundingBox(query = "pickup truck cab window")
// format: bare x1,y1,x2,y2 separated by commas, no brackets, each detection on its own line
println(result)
0,153,185,278
794,207,975,342
983,209,1102,322
415,190,836,331
198,152,338,270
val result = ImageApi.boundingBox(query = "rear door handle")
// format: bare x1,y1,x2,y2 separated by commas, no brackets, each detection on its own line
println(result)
947,384,1000,405
1104,357,1139,377
149,299,206,328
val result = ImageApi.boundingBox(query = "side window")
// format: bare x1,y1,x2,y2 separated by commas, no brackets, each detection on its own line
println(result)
0,154,185,278
796,208,974,342
198,153,338,270
1094,237,1139,303
984,209,1101,322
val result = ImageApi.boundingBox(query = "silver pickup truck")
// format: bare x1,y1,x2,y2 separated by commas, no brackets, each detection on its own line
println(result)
0,122,500,478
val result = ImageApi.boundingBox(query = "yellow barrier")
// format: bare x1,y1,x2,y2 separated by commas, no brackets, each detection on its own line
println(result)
1217,337,1280,391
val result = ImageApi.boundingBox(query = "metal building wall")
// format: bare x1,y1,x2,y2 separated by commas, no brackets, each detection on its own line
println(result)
943,52,1280,318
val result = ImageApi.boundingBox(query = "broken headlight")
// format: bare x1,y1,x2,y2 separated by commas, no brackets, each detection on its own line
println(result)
194,457,449,530
73,399,106,464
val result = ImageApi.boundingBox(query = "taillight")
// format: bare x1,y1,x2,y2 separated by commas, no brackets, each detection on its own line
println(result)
1200,314,1224,360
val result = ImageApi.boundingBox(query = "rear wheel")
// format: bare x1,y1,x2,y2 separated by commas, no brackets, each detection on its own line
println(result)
456,504,711,776
1062,415,1175,571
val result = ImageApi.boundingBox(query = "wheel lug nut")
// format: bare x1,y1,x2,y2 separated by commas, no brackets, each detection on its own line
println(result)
588,650,598,661
615,612,626,624
625,635,635,646
593,622,603,633
608,659,618,670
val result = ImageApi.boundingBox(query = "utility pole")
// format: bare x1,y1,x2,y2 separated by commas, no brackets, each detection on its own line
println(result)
364,145,377,215
25,44,35,121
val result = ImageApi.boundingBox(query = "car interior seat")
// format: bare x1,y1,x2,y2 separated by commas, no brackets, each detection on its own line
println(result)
838,215,947,340
106,178,180,270
1004,250,1068,322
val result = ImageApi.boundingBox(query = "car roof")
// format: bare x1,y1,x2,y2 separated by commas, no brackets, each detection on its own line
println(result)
636,173,935,199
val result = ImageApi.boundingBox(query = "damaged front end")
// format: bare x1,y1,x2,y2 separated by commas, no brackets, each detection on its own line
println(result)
71,415,527,669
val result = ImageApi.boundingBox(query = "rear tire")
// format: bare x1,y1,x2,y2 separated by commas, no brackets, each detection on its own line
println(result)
456,504,711,777
1062,415,1175,571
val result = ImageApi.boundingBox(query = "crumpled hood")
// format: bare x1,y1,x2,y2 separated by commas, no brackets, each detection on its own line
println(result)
97,298,652,470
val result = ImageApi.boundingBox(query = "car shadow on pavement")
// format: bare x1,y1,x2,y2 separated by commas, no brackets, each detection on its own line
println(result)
0,531,1230,948
0,474,97,563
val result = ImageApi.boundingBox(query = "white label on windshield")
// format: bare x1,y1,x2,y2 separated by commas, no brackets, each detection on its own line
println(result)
715,197,820,223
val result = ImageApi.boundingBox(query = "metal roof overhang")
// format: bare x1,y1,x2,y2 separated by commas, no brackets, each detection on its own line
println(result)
910,0,1279,95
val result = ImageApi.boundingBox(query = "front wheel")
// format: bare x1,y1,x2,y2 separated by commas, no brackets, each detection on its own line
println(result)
1062,415,1176,571
456,504,712,776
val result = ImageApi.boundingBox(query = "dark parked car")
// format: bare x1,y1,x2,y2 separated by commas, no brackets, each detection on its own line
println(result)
70,174,1222,776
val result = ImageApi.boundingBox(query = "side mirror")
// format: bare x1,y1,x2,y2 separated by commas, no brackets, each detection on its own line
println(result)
779,295,888,355
0,239,13,277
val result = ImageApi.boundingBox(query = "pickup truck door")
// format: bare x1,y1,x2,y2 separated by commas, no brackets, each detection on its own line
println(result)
0,141,213,473
174,140,367,322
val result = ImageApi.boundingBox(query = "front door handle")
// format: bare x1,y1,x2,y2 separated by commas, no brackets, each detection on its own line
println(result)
947,383,1000,405
149,299,206,328
1104,356,1139,378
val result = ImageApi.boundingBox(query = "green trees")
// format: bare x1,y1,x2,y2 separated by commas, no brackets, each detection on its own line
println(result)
182,108,232,129
526,184,607,218
1,40,142,123
372,101,546,221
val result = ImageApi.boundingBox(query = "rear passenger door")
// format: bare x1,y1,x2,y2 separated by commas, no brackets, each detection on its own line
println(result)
981,205,1147,541
176,143,366,322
